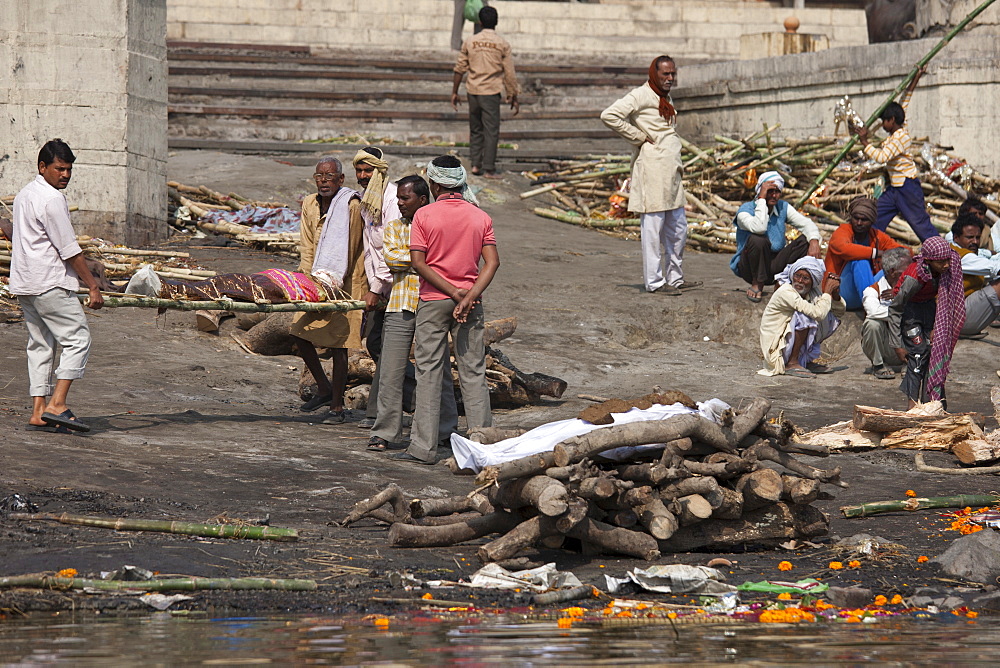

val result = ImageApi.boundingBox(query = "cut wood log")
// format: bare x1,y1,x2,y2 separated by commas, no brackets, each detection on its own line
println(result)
483,317,517,346
540,534,566,549
735,469,783,511
712,488,744,521
781,476,821,505
853,404,985,433
566,517,660,560
341,484,408,526
389,511,520,548
635,498,679,539
555,498,590,533
615,463,675,486
682,457,755,479
488,476,569,517
606,508,639,528
747,441,846,487
576,476,617,500
475,452,558,485
235,313,296,356
952,439,1000,465
466,426,526,444
880,415,984,450
670,494,713,526
658,503,829,552
659,476,720,502
409,494,491,519
477,515,561,563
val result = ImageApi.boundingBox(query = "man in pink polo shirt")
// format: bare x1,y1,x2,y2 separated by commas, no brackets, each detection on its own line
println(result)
389,155,500,465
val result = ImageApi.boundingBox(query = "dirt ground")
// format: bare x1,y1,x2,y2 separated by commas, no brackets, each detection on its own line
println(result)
2,148,1000,615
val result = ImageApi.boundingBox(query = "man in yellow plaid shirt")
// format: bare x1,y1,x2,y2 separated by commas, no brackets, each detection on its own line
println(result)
367,175,458,452
855,66,938,242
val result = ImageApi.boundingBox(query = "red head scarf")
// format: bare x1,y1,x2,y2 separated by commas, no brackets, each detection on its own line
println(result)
648,56,676,123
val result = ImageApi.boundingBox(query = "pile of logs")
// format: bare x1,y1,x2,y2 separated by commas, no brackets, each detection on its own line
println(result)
232,314,566,409
168,181,298,254
801,396,1000,470
341,396,841,562
522,126,1000,251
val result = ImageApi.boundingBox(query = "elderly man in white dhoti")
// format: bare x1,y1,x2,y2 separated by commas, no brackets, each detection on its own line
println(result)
758,256,845,379
601,55,701,296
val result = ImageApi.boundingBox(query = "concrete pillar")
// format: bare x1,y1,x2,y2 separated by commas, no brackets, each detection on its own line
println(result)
0,0,167,246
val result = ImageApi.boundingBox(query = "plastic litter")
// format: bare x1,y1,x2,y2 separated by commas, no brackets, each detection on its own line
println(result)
0,494,38,516
737,578,829,594
466,562,583,592
604,564,736,595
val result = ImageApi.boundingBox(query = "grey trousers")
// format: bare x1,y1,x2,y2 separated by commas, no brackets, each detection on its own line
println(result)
372,310,456,444
365,309,384,420
408,299,492,462
861,317,896,369
468,93,501,173
961,283,1000,336
19,287,92,397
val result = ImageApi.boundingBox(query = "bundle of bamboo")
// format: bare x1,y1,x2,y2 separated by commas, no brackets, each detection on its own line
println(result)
521,130,1000,252
341,396,840,561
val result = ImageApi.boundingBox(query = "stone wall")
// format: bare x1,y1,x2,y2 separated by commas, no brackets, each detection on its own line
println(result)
673,34,1000,178
166,0,868,62
0,0,167,246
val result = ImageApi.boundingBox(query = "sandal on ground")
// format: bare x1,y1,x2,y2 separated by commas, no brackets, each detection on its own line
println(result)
26,423,73,434
806,363,832,374
320,409,347,425
300,393,333,412
746,287,763,303
873,366,896,380
677,280,702,290
41,409,90,433
368,436,388,452
783,367,816,379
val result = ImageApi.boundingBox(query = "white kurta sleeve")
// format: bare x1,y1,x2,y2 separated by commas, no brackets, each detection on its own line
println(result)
735,199,769,234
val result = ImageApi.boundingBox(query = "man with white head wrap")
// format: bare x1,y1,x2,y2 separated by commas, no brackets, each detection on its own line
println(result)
389,156,499,465
758,256,845,378
731,171,821,303
352,147,401,429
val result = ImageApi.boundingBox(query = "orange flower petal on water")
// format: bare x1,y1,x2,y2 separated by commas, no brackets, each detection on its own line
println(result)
557,617,573,629
917,556,929,564
667,612,678,619
845,615,861,623
374,617,390,628
778,561,793,571
967,611,979,619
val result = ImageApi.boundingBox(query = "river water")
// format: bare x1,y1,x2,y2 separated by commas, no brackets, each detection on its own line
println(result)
0,613,996,665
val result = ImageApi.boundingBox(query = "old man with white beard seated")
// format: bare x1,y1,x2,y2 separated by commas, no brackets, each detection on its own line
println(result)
758,256,845,378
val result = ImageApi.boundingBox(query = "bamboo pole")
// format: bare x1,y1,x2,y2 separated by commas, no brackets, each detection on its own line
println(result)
840,494,1000,518
75,294,366,313
90,248,191,258
9,512,300,541
796,0,999,207
533,207,637,228
0,574,316,591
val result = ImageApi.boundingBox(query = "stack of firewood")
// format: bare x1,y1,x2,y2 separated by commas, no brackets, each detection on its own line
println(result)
522,126,1000,251
341,396,842,562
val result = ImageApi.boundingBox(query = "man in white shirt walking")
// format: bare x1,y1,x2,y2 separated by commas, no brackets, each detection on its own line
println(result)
10,139,104,433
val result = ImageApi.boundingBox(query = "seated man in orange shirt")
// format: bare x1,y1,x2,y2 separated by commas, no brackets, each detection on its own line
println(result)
824,196,902,310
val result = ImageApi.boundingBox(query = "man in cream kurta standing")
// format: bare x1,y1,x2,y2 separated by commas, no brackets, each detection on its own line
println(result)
601,55,700,296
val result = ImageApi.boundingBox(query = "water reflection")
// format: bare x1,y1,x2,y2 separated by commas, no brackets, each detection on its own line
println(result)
0,613,996,665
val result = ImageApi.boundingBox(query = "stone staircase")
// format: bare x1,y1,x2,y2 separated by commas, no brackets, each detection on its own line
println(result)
167,41,646,165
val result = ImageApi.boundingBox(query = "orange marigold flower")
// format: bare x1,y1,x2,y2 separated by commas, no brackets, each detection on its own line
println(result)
917,556,929,564
56,568,78,578
778,593,792,600
562,607,585,618
557,617,573,629
874,595,888,606
905,490,917,497
828,561,843,570
666,612,678,619
891,594,903,605
848,560,861,569
845,615,861,623
616,610,633,618
967,611,979,619
421,593,433,600
778,561,793,571
815,600,836,610
374,617,390,628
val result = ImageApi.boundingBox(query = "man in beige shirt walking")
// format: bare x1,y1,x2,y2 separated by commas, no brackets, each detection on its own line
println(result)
451,5,519,177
